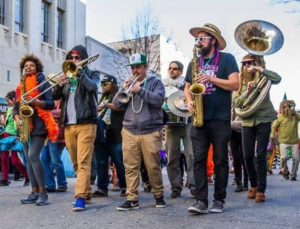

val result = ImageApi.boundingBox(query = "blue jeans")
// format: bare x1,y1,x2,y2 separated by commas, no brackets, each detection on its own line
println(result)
40,142,68,190
94,143,126,192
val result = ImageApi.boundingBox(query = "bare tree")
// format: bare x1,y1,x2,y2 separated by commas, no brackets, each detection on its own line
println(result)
110,1,170,74
269,0,300,19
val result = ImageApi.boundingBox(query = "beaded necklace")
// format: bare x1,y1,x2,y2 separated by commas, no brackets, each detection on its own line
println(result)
199,49,220,76
131,75,148,114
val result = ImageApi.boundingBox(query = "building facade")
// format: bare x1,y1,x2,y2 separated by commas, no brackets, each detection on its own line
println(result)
0,0,86,114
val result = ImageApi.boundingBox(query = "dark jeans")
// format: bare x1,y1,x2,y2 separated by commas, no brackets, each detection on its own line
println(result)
242,122,271,193
230,130,248,184
94,142,126,192
191,120,231,205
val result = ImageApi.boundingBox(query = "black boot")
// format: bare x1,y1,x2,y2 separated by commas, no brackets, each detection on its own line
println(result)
234,180,243,192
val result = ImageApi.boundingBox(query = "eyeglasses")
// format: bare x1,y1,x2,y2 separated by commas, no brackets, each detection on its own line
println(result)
101,82,111,87
168,67,179,71
242,61,254,66
195,36,211,43
69,55,81,60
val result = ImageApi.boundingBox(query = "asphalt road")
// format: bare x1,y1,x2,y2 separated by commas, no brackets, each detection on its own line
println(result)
0,162,299,229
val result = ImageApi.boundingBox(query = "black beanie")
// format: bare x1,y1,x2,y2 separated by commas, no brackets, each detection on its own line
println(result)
169,61,184,71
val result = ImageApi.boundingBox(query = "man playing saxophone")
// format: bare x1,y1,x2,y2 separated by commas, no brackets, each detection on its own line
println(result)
184,23,239,214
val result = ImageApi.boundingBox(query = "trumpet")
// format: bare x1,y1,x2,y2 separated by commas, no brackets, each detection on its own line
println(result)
117,74,141,103
21,53,99,104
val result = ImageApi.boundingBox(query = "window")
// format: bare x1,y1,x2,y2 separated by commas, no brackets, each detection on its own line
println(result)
41,0,50,42
15,0,24,32
56,9,63,48
0,0,5,25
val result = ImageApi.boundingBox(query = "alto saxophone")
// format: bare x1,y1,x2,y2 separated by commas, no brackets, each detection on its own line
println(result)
18,69,34,143
189,44,206,127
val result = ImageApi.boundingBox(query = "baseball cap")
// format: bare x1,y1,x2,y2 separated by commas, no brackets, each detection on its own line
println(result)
127,53,147,66
101,75,117,84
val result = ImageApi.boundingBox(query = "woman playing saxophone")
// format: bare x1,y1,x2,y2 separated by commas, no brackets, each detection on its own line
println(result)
13,53,58,206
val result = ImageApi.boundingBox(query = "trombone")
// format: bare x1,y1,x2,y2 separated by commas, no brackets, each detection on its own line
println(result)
21,53,99,104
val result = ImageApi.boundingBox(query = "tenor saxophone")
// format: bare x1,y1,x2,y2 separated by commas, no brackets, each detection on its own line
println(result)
189,45,206,127
18,69,34,143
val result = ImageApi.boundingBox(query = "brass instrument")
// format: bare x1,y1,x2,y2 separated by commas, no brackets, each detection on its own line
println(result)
117,74,145,103
234,20,284,118
189,44,206,127
21,53,99,104
19,69,34,143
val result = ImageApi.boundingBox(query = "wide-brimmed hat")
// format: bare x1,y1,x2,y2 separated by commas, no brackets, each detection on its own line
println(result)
189,23,226,50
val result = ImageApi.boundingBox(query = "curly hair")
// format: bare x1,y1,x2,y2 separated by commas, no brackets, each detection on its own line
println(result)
19,53,44,73
279,100,296,118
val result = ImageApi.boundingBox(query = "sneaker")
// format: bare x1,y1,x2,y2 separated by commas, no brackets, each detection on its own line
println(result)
291,177,296,181
90,178,96,185
255,192,265,203
73,197,86,211
210,200,224,213
72,196,92,205
36,191,48,206
117,200,139,211
188,200,208,214
46,187,56,193
155,196,167,208
283,173,290,180
0,180,10,187
247,187,257,199
92,189,108,197
23,179,30,186
56,186,68,192
21,192,39,204
120,190,127,197
170,190,181,198
234,184,243,192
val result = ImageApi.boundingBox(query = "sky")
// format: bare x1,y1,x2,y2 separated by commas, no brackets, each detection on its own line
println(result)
86,0,300,110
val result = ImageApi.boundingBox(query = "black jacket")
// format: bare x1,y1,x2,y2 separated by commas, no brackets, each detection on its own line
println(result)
53,45,100,126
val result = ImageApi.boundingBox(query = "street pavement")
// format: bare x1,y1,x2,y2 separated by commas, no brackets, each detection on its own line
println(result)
0,163,299,229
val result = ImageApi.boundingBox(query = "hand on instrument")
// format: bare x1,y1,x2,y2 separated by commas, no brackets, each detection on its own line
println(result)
187,101,194,112
195,72,212,84
246,65,264,73
58,75,69,86
130,81,142,93
123,78,132,89
97,103,104,112
246,81,256,95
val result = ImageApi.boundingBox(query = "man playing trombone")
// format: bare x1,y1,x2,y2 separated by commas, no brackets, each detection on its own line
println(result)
113,53,166,211
52,45,100,211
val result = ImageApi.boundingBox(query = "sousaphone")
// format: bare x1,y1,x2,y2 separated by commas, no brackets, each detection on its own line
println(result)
234,20,284,118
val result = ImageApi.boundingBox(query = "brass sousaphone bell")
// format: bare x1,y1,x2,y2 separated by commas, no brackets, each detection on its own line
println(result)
234,20,284,118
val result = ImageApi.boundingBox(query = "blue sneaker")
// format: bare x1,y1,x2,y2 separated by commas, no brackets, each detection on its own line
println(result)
72,197,85,211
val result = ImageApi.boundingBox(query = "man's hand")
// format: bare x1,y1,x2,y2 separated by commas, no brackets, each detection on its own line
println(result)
187,101,194,112
194,73,212,84
123,78,132,89
58,75,69,86
130,81,142,93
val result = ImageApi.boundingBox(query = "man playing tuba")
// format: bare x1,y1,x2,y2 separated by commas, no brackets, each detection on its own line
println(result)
233,54,281,203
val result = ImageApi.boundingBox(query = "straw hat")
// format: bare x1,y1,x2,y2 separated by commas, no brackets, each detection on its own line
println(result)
189,23,226,50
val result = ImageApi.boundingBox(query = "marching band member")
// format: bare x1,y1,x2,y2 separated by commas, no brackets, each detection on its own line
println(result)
234,54,281,203
113,53,166,211
185,23,239,214
52,45,100,211
13,53,58,206
163,61,196,198
270,100,300,181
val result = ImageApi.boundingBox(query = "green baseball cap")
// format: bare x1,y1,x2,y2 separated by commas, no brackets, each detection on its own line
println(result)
127,53,147,66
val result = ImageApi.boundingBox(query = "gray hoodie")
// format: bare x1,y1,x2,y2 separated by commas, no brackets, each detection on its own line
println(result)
113,75,165,135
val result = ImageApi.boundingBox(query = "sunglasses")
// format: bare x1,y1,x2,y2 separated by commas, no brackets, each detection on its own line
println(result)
195,36,211,43
242,61,254,66
168,67,179,71
101,82,111,87
69,55,81,60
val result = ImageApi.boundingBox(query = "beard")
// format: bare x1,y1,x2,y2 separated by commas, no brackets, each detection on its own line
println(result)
197,42,213,56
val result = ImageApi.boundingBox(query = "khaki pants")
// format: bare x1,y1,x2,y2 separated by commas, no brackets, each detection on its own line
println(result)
122,128,164,201
65,124,97,198
280,143,299,178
